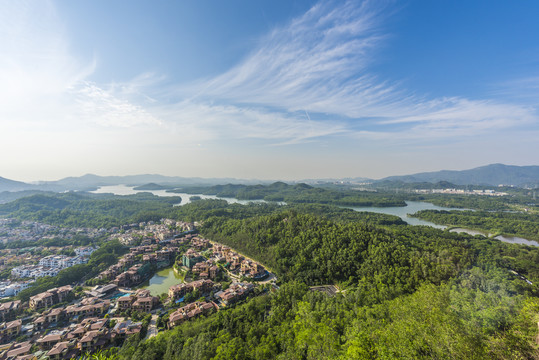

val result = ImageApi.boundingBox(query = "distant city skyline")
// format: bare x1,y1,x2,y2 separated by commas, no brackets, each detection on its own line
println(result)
1,1,538,182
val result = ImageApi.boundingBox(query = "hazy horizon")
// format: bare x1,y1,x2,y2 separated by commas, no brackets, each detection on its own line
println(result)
2,162,538,185
1,1,538,182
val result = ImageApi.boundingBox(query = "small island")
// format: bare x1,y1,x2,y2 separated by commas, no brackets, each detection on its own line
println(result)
133,183,172,191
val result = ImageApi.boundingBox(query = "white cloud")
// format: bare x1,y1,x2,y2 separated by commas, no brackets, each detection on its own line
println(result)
153,101,346,144
1,0,537,181
182,0,406,118
74,82,162,128
0,0,162,131
168,0,538,143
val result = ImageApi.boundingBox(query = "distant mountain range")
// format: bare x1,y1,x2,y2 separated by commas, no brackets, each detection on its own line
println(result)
0,176,34,192
1,164,538,194
0,174,273,193
378,164,539,187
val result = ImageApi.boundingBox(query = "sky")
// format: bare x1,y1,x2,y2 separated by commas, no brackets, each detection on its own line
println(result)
1,0,539,182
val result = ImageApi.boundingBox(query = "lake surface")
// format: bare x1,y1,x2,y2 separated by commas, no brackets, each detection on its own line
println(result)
345,201,453,229
90,185,272,206
346,201,538,246
140,267,182,296
92,187,538,246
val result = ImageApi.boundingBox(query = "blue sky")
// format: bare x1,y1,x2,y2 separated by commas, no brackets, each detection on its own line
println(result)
1,0,538,181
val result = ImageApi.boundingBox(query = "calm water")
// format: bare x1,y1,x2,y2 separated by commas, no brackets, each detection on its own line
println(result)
90,185,271,206
347,201,538,246
345,201,454,229
140,267,182,296
92,187,538,247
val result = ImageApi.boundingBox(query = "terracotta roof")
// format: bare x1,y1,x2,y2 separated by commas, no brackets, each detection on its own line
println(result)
47,341,70,356
33,316,46,324
37,333,62,342
49,308,64,316
80,330,100,342
5,319,21,329
6,343,31,357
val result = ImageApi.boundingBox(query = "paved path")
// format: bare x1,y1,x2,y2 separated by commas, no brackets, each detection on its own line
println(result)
145,314,159,339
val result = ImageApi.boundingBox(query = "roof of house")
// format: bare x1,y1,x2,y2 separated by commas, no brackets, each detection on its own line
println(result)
5,319,22,329
80,330,100,342
37,333,62,342
47,341,70,356
6,343,32,357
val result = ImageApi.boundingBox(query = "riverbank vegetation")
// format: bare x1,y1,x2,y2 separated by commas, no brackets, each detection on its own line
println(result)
409,192,539,212
413,210,539,240
0,194,406,230
115,207,539,359
3,192,539,358
169,182,406,207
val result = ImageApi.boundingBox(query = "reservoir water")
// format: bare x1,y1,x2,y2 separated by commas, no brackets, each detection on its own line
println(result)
91,187,538,246
346,201,538,246
90,185,270,206
139,267,182,296
345,201,452,229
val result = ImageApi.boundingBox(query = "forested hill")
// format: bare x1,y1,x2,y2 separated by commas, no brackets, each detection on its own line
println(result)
171,182,405,207
118,208,539,359
0,192,182,228
380,163,539,187
201,210,539,288
0,176,33,192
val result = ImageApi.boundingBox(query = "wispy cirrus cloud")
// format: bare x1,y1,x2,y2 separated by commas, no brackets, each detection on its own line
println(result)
163,0,537,144
152,101,347,144
74,82,162,128
183,0,411,119
0,0,158,131
1,0,538,176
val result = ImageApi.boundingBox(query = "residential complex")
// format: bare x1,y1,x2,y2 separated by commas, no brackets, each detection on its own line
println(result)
0,219,274,359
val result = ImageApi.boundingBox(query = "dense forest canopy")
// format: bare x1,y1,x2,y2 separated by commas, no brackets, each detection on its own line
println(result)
115,204,539,359
170,182,406,207
413,210,539,240
2,190,539,359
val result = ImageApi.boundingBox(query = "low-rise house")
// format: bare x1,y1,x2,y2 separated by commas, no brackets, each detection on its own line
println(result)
29,286,73,310
192,260,219,280
11,265,60,279
39,255,87,269
37,333,62,350
74,246,98,257
46,340,78,360
0,319,22,343
65,317,106,341
45,307,64,323
33,316,47,332
87,283,118,298
112,264,144,287
168,301,215,328
215,282,255,306
0,300,20,321
65,298,110,320
112,320,142,341
132,296,154,313
116,296,134,311
1,341,32,359
0,282,31,297
116,289,158,312
182,249,205,269
239,259,266,278
32,307,66,331
190,237,210,250
78,330,102,353
168,279,220,300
